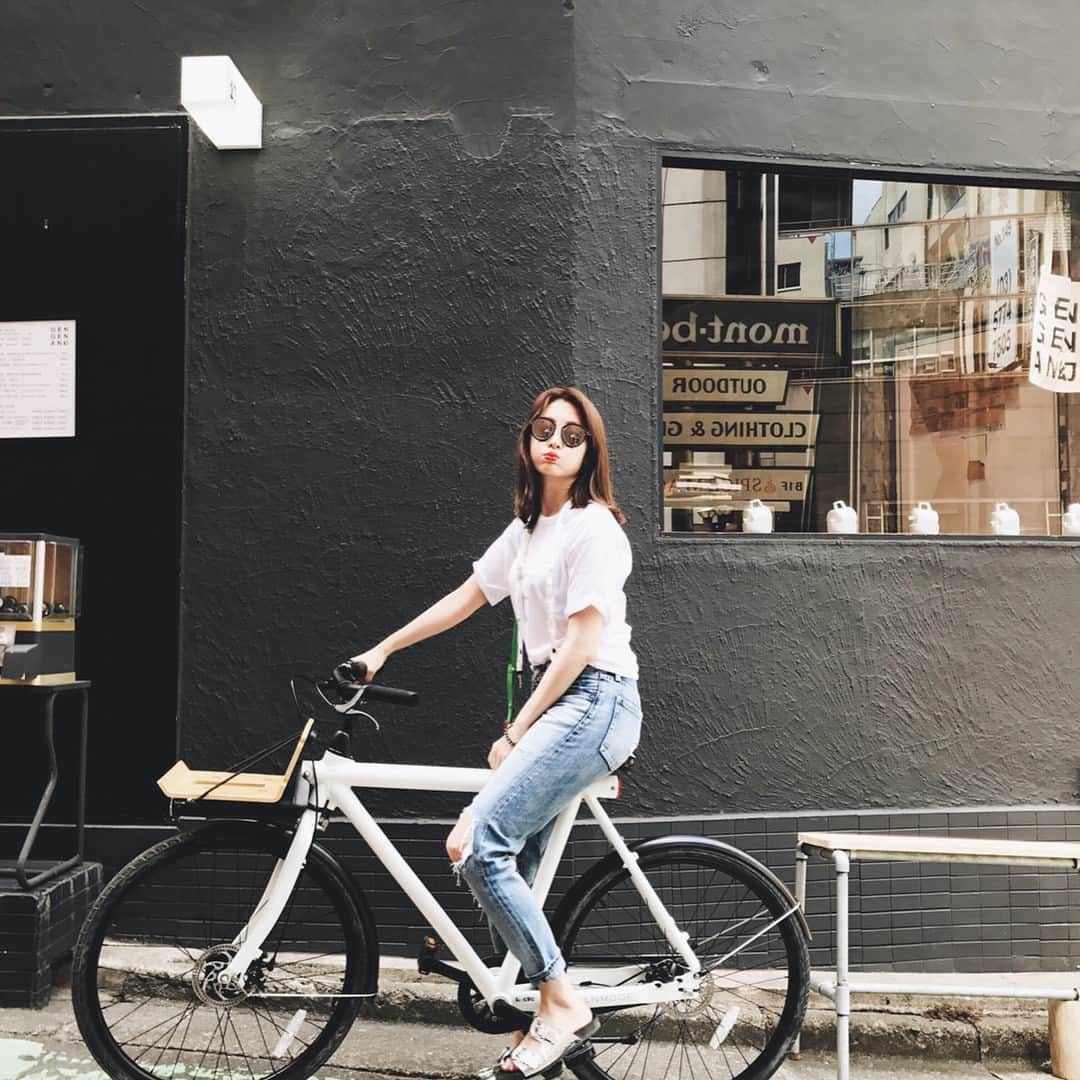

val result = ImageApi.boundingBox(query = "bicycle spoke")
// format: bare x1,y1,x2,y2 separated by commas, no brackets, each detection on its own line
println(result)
225,1008,258,1080
171,1002,200,1076
247,1002,276,1066
146,1003,196,1074
703,1002,756,1070
688,1024,718,1080
123,1003,200,1057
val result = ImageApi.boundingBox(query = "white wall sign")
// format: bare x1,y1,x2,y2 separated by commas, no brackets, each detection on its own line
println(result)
1030,271,1080,392
0,320,76,438
663,411,819,447
988,190,1019,372
662,369,789,404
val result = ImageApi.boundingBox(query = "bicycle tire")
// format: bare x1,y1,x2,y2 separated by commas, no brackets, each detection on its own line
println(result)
72,820,371,1080
554,840,809,1080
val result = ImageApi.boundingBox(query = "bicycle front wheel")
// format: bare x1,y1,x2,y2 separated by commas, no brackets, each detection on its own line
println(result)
72,820,371,1080
555,840,809,1080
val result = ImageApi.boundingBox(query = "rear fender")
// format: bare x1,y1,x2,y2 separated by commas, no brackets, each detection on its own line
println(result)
553,833,811,943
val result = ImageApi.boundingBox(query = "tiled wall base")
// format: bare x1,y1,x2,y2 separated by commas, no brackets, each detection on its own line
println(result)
8,805,1079,976
0,861,103,1006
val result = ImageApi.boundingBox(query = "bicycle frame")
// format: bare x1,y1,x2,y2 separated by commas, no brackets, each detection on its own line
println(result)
221,749,702,1012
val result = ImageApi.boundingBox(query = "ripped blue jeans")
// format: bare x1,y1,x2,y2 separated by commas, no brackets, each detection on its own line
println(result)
455,666,641,987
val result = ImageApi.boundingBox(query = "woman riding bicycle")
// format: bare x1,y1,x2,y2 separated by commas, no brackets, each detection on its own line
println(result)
350,385,641,1078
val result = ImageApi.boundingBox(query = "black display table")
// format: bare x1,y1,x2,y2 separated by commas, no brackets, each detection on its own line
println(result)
2,680,90,889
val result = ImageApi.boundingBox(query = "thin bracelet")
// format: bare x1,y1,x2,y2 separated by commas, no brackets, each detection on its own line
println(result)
503,728,518,747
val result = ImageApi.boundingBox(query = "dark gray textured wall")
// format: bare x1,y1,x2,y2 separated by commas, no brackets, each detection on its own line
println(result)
4,1,1080,820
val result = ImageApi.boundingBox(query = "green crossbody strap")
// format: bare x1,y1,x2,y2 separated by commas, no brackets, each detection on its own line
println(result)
504,620,522,730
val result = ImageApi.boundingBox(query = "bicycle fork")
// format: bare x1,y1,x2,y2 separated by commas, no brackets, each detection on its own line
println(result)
219,808,321,989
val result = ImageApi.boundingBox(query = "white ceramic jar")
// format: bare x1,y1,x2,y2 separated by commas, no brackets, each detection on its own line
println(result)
990,502,1020,536
826,500,858,534
742,498,774,534
908,501,940,535
1063,503,1080,536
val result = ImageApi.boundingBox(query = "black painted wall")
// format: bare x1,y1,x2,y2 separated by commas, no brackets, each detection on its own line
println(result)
3,1,1080,827
0,119,187,823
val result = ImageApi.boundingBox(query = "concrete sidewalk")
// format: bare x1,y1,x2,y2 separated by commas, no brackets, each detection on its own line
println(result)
0,958,1072,1079
89,949,1073,1061
370,958,1070,1063
0,990,1058,1080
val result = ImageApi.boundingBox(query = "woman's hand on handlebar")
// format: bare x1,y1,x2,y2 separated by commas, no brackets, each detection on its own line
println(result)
349,646,388,682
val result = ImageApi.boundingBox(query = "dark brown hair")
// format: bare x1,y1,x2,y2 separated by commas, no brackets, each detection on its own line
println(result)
514,386,626,529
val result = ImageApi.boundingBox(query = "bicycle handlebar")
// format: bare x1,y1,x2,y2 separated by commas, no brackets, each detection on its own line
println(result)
332,660,420,708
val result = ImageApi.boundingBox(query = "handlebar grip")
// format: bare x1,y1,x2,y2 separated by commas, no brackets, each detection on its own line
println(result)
363,683,420,707
333,660,369,692
340,659,367,683
332,661,420,707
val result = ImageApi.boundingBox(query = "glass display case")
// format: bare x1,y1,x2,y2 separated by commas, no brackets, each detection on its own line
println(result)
0,534,81,684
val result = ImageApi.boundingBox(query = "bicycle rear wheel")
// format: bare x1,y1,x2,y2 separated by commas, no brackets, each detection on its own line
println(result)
555,840,809,1080
72,820,372,1080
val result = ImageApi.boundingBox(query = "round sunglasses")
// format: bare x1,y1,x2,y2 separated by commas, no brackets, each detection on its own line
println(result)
527,416,591,449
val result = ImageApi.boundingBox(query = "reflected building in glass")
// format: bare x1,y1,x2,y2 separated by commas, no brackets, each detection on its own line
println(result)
662,167,1076,537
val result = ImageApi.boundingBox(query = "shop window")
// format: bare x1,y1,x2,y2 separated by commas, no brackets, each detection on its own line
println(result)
661,164,1080,537
777,262,802,292
778,174,853,233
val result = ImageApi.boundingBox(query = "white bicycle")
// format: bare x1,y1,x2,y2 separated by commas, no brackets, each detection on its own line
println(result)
72,662,810,1080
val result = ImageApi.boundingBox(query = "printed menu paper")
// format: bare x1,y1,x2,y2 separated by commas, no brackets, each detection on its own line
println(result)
0,320,76,438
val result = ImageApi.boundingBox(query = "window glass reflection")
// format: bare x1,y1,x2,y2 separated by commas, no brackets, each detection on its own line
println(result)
661,166,1079,536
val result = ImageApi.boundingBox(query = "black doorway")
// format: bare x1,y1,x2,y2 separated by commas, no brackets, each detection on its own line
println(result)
0,116,187,826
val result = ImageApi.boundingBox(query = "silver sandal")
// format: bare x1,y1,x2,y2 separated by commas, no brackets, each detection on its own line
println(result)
477,1043,562,1080
505,1017,599,1079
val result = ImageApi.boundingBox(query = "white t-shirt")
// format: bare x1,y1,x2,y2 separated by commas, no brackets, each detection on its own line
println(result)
472,501,638,680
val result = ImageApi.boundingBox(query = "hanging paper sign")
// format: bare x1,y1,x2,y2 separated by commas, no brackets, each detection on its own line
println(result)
988,191,1019,372
1029,270,1080,392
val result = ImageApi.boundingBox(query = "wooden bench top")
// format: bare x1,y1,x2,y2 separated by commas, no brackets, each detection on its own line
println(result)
798,831,1080,866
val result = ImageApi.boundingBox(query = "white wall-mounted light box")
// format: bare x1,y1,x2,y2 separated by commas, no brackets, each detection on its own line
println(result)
180,56,262,150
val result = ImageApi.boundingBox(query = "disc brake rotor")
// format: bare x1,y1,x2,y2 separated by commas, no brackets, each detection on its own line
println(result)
191,943,261,1007
662,971,715,1020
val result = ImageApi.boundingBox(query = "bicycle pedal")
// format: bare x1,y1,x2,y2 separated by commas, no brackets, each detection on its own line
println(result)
564,1043,594,1063
417,936,473,986
564,1042,612,1080
417,934,440,973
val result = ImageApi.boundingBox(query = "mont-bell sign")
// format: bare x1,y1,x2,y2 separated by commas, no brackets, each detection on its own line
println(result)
662,297,838,358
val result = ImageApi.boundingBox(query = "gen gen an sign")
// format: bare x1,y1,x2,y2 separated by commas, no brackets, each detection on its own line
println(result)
662,297,838,358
